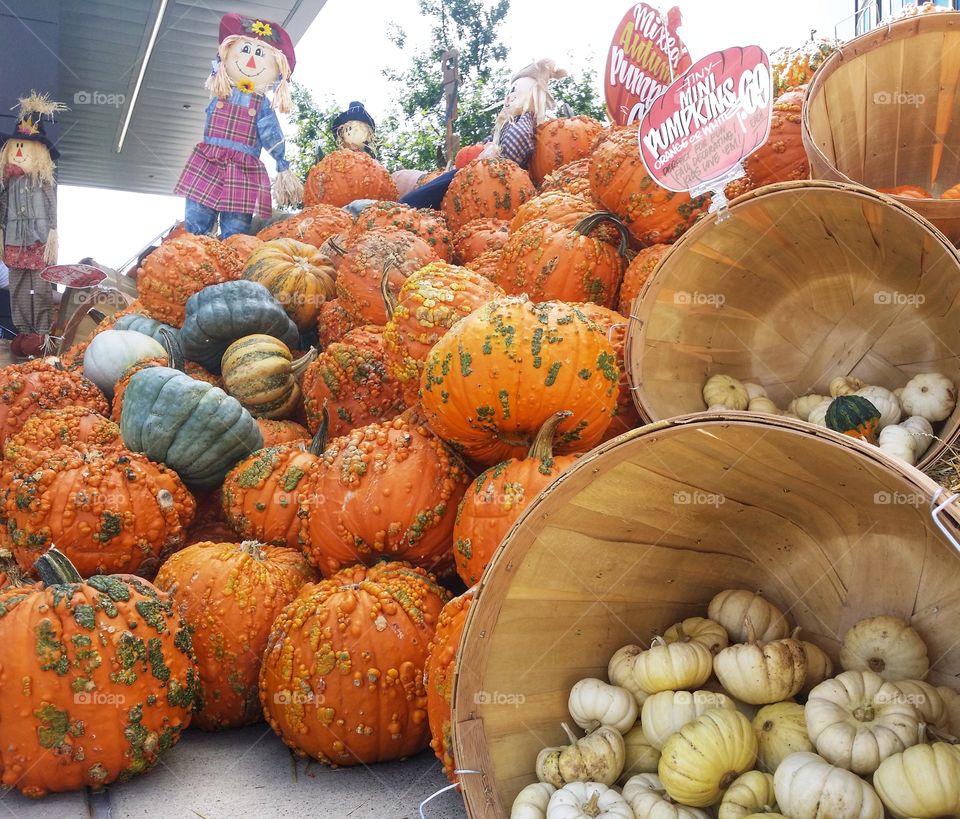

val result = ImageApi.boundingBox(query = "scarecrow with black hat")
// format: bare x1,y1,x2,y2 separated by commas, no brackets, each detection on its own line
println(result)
175,13,302,239
0,91,67,357
332,101,377,157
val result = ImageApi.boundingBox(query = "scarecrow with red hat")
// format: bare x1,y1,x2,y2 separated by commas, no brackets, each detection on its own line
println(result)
0,91,67,357
175,13,302,238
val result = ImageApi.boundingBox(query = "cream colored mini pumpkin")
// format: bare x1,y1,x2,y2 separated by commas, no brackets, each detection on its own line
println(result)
938,685,960,734
829,376,866,397
748,397,778,414
618,722,661,784
632,637,713,694
569,678,639,734
752,702,813,772
805,399,831,428
839,615,930,682
718,771,778,819
873,741,960,818
804,670,923,775
900,415,934,456
641,689,736,750
608,644,649,706
663,617,729,655
622,773,712,819
786,394,830,421
537,724,626,788
712,620,807,705
892,679,949,730
854,385,901,429
793,629,834,695
658,709,758,807
513,781,557,819
703,375,750,410
774,752,883,819
878,424,917,465
899,372,957,422
743,382,767,401
707,590,789,643
546,782,633,819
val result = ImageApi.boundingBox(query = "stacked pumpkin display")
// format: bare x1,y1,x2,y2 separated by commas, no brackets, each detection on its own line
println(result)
511,589,960,819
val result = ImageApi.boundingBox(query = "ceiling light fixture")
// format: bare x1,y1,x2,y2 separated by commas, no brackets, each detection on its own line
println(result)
117,0,169,152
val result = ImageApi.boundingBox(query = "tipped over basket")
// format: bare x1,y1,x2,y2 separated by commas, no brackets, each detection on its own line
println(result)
803,12,960,243
451,413,960,817
624,179,960,470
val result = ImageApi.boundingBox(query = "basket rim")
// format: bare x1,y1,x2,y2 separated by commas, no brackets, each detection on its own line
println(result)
450,410,960,817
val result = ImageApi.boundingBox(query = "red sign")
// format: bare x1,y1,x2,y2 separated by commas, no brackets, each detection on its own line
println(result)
638,46,772,193
605,4,692,126
40,264,108,288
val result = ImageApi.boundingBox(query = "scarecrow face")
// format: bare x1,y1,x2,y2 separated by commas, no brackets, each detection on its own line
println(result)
503,76,536,116
337,120,374,151
3,140,49,173
224,36,280,93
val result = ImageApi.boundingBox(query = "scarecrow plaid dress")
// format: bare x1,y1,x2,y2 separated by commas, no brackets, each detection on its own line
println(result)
176,88,289,219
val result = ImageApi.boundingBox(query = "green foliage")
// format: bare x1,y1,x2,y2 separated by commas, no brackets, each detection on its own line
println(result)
553,54,609,123
288,84,340,182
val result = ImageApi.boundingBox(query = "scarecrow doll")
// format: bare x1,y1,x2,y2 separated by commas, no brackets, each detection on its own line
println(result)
332,101,377,157
401,58,567,209
0,92,67,357
176,13,302,238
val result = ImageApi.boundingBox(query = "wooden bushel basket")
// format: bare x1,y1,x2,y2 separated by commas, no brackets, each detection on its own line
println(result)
451,414,960,817
803,12,960,244
624,179,960,470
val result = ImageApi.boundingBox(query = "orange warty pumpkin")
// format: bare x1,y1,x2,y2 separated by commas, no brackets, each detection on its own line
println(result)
154,540,316,731
0,359,108,446
303,149,399,207
223,232,263,263
618,243,670,316
879,184,934,199
299,409,469,577
494,213,628,307
453,412,579,586
420,297,619,464
259,561,449,765
464,247,502,282
257,204,353,247
941,183,960,199
539,157,593,198
453,217,510,264
772,40,838,96
426,588,475,780
2,445,196,578
256,419,310,447
416,168,447,188
509,191,618,244
441,158,537,234
529,115,604,185
347,201,454,261
336,227,442,325
589,126,709,246
3,406,120,462
301,325,407,438
136,234,242,326
317,298,360,348
0,547,200,797
383,261,503,404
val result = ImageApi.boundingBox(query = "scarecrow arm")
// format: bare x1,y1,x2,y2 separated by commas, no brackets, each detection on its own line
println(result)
499,111,536,167
258,104,303,208
43,183,57,265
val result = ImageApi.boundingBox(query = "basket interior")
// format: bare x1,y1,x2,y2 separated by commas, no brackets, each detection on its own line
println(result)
453,418,960,815
626,183,960,467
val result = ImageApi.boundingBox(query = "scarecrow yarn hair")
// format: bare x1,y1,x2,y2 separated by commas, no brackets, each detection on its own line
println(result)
491,58,567,147
206,34,293,113
16,91,69,120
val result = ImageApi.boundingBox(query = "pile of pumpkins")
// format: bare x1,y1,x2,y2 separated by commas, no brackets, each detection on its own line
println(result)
703,372,957,465
512,589,960,819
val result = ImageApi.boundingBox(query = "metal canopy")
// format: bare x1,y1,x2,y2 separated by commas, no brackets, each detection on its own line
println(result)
55,0,325,195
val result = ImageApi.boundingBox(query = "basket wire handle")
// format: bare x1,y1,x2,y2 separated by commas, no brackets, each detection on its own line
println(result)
418,769,482,818
930,488,960,556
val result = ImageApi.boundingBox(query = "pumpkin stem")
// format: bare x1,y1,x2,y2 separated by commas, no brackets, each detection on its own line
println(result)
582,791,601,817
674,622,689,642
158,327,185,372
572,212,630,258
380,266,398,320
527,411,572,463
650,635,666,648
34,546,83,586
560,722,580,746
309,401,330,456
239,540,266,560
89,308,108,324
0,564,30,588
852,704,876,723
291,347,318,380
324,237,346,258
744,616,758,645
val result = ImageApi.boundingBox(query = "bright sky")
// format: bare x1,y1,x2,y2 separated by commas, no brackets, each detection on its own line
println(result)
58,0,852,268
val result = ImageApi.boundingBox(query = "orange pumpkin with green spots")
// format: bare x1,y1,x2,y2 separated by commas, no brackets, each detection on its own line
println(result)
303,150,399,208
154,540,316,731
426,588,475,780
347,201,454,261
508,191,620,246
1,445,195,578
0,547,199,798
419,296,620,464
529,115,604,185
257,203,353,248
617,243,669,316
452,218,510,265
538,157,593,198
441,158,537,234
299,409,469,577
454,412,579,587
256,419,311,448
3,406,120,462
259,561,449,765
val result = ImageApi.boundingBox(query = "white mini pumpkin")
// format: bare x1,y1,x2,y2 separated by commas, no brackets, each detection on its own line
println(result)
839,615,929,682
622,773,712,819
854,385,901,429
774,752,883,819
707,590,790,643
546,782,633,819
752,702,813,772
632,637,713,694
712,620,807,705
792,629,834,695
662,617,729,655
873,742,960,819
892,679,949,730
899,372,957,422
786,394,830,421
718,770,778,819
747,397,778,414
805,399,832,428
878,424,917,465
513,781,557,818
608,645,648,706
537,724,626,788
83,329,167,397
619,722,661,783
804,670,923,775
900,415,934,456
569,678,638,734
829,375,866,397
743,382,768,401
703,375,750,410
640,689,735,750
